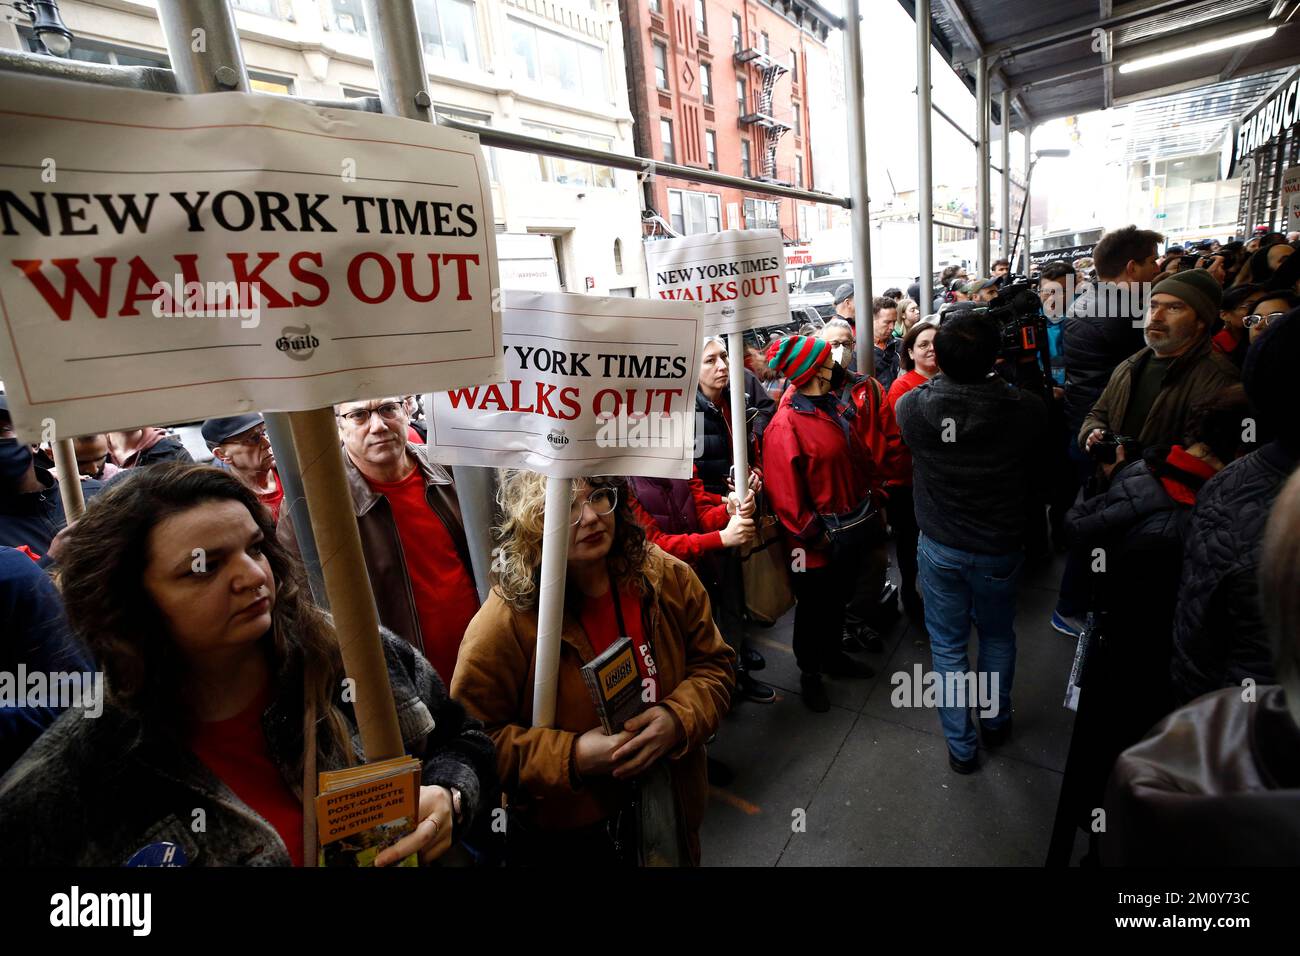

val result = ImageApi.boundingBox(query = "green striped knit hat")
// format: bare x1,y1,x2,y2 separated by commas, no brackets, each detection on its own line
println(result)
768,334,830,387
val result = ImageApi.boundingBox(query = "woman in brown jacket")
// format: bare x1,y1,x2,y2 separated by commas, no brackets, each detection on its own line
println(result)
451,471,734,866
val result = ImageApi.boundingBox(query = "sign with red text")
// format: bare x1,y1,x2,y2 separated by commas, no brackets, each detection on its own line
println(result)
424,290,703,479
644,229,789,335
0,73,501,441
1283,165,1300,226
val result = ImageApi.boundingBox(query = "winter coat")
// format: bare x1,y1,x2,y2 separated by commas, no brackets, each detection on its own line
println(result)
107,428,193,470
1170,441,1299,703
1079,337,1239,451
0,546,93,776
628,475,730,569
0,469,103,558
873,338,901,392
279,443,475,662
895,374,1048,555
694,371,775,494
762,388,879,569
852,374,909,485
1061,282,1149,440
1103,685,1300,865
0,628,495,866
450,545,734,865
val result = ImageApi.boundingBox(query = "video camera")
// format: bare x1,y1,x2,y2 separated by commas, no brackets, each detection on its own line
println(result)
940,279,1046,361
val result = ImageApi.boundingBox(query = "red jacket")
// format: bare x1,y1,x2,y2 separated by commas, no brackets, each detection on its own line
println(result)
851,375,909,486
762,388,879,568
629,478,731,566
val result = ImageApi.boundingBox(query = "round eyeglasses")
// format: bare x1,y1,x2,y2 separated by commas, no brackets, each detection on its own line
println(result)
1243,312,1286,329
570,487,618,526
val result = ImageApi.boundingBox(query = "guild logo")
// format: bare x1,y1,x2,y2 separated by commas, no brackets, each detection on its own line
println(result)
720,304,736,318
275,324,319,361
546,429,569,447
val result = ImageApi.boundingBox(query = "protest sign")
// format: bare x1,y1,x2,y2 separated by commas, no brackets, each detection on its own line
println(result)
644,229,790,335
1283,166,1300,227
424,290,704,479
0,72,501,441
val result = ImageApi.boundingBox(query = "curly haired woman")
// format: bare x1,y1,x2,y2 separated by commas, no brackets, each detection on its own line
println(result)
0,463,494,866
451,472,734,866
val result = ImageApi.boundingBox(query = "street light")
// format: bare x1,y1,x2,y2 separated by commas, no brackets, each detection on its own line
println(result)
7,0,74,57
1010,148,1071,272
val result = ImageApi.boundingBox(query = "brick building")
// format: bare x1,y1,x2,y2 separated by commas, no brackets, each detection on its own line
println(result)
620,0,839,241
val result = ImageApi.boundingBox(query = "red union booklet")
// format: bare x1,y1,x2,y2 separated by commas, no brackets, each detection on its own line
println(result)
315,756,422,867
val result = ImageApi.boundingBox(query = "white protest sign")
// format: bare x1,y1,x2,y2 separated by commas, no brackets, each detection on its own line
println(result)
424,290,703,479
1283,166,1300,227
0,73,502,442
644,229,789,335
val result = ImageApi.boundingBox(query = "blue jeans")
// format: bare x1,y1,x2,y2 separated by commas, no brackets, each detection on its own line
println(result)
917,534,1023,762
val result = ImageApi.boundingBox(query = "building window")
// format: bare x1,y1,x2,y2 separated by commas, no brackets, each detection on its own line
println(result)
43,35,169,67
249,72,295,94
436,105,498,182
790,48,798,82
741,139,752,178
653,42,669,90
795,156,803,188
415,0,480,67
694,0,707,34
524,123,615,187
649,0,661,12
614,238,624,274
744,197,779,230
736,77,748,115
660,118,676,164
759,31,769,55
731,14,742,52
510,17,607,99
792,102,801,135
700,62,712,104
668,188,722,235
332,0,366,33
797,204,811,241
706,130,717,170
233,0,286,17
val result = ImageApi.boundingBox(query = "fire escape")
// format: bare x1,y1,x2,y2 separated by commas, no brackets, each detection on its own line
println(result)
734,43,790,186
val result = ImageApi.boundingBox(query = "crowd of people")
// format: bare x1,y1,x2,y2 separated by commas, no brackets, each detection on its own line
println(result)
2,222,1299,867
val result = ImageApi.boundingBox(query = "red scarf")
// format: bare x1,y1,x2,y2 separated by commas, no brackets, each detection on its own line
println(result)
1159,445,1217,505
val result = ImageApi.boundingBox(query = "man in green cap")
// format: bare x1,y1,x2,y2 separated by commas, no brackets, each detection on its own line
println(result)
1081,269,1240,473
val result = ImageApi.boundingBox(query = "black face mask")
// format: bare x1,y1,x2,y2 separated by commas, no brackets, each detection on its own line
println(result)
0,437,34,485
828,362,848,392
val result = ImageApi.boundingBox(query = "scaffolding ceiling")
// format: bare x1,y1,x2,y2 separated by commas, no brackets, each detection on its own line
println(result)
899,0,1300,128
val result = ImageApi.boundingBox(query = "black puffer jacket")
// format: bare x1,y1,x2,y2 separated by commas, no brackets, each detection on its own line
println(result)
1061,282,1148,440
694,370,775,494
1171,441,1299,703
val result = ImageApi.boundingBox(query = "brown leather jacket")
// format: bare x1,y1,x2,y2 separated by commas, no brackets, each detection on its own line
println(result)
278,442,473,658
450,545,735,864
1079,337,1239,450
1103,685,1300,865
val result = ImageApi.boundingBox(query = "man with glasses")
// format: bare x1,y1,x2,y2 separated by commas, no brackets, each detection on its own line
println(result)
202,414,284,524
278,396,479,685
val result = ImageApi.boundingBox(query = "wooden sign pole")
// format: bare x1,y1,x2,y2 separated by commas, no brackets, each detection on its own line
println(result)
52,438,85,522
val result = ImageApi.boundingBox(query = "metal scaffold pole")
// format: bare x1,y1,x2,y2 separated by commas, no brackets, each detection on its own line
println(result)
916,0,934,314
843,0,875,376
976,55,991,277
1000,89,1011,263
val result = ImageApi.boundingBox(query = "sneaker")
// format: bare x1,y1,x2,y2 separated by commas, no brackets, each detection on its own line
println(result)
842,625,881,653
1050,611,1085,639
800,673,831,713
823,653,875,679
741,646,767,672
948,750,980,774
737,672,777,704
980,716,1013,748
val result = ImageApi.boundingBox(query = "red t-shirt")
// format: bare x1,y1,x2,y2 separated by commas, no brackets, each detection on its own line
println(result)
363,466,479,684
259,469,285,524
189,685,304,866
578,585,658,704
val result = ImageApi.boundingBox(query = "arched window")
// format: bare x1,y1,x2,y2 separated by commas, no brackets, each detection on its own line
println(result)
614,238,624,274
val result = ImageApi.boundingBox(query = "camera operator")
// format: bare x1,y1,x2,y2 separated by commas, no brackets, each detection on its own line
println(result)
895,312,1048,773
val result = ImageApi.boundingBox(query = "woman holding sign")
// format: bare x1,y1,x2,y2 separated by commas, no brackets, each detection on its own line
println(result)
0,463,495,867
451,472,734,866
